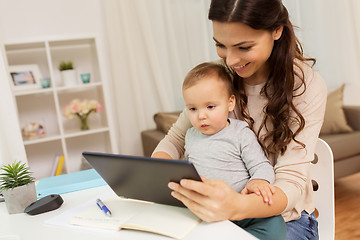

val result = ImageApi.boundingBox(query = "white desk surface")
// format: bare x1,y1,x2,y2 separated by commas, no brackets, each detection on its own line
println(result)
0,185,257,240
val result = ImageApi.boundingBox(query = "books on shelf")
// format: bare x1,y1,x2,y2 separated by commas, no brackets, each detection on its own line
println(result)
50,154,65,176
70,197,201,239
55,155,65,176
50,154,60,176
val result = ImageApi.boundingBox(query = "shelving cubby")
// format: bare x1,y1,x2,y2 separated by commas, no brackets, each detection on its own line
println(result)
5,36,117,180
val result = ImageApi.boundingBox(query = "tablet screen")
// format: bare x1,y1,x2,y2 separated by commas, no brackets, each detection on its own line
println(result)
82,152,201,207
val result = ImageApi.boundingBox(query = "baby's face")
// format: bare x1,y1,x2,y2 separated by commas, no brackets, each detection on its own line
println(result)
183,76,235,135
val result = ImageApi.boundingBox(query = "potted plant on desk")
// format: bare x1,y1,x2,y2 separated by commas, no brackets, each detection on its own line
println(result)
0,161,37,214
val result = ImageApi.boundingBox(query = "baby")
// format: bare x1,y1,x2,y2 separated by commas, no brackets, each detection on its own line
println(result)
181,62,286,239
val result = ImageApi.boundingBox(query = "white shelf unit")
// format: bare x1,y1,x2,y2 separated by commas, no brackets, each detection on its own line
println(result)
5,37,117,180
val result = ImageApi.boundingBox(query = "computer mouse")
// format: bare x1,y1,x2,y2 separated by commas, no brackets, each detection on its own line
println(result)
24,194,63,215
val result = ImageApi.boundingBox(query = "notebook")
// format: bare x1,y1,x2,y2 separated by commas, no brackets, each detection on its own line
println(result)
82,152,202,207
70,196,201,239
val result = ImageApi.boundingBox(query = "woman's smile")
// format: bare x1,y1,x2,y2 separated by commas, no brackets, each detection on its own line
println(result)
233,62,250,72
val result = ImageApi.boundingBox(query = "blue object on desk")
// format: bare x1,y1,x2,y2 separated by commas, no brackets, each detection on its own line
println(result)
96,198,112,217
36,169,107,199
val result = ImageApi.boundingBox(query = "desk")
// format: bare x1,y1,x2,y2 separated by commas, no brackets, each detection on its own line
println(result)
0,185,257,240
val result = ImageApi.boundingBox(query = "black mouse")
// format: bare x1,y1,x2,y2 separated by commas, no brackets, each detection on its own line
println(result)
25,194,64,215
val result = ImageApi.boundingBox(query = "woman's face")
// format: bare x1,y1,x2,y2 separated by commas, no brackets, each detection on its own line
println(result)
212,21,282,85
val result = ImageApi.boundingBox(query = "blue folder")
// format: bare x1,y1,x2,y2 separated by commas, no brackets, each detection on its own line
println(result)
36,169,107,199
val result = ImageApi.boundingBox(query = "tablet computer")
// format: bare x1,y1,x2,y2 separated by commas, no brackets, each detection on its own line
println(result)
82,152,201,207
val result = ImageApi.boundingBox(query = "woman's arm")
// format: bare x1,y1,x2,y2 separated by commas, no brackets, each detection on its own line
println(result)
152,151,172,159
168,177,287,222
151,109,192,159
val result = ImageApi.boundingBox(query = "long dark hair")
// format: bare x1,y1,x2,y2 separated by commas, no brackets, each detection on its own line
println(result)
209,0,315,156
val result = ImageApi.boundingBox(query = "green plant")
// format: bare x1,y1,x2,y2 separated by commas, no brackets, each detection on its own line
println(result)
58,61,74,71
0,161,34,191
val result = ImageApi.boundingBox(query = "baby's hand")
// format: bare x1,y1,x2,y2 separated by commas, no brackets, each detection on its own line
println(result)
240,179,275,205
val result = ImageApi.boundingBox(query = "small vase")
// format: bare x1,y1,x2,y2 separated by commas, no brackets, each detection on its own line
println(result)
79,116,90,130
80,73,91,84
2,182,37,214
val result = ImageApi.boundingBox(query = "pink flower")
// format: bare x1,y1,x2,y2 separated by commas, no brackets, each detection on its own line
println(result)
71,103,79,112
96,103,102,113
63,99,102,119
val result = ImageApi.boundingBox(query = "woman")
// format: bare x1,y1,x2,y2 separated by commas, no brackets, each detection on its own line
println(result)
153,0,327,239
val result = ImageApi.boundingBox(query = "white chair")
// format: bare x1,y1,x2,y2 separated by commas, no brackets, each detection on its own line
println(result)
311,138,335,240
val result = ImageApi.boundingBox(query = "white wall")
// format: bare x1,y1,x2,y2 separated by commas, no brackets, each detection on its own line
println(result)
0,0,104,43
0,35,27,165
0,4,24,166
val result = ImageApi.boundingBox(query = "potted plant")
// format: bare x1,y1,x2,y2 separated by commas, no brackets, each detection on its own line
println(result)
0,161,37,214
58,60,77,86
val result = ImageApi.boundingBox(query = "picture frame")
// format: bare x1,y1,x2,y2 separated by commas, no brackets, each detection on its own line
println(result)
9,64,42,91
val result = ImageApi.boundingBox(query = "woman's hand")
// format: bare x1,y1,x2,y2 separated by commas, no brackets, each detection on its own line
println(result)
168,176,243,222
240,179,276,205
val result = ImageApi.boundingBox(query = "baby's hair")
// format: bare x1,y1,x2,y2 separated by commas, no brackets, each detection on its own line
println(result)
183,62,234,97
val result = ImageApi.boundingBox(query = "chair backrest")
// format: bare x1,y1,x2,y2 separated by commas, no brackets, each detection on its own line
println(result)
311,138,335,240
